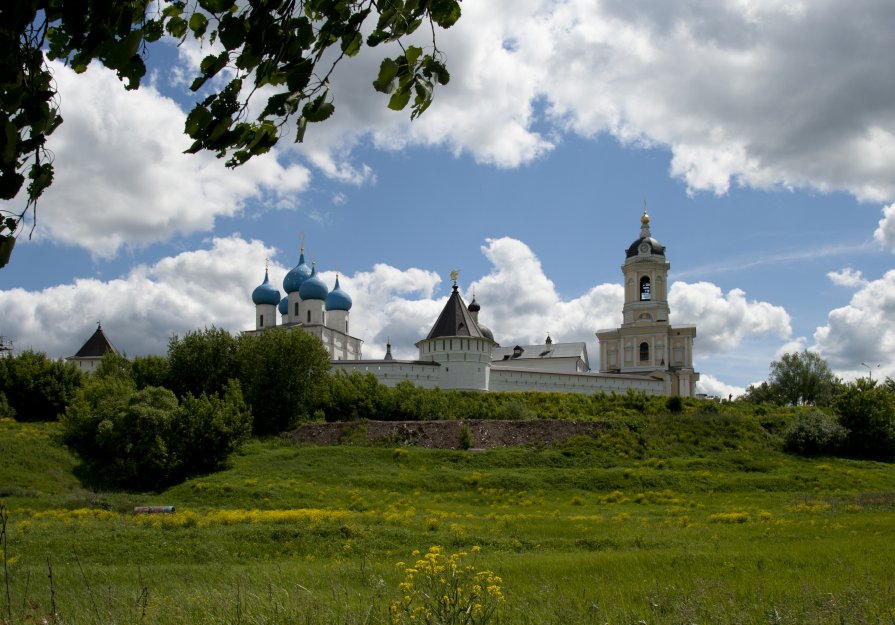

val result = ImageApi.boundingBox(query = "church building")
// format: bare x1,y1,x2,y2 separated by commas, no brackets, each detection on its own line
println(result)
251,214,699,397
246,247,363,361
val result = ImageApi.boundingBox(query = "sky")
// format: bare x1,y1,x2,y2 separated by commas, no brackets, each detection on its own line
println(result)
2,0,894,397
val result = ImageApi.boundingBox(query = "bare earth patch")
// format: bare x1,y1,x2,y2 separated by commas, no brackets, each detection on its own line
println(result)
289,419,607,450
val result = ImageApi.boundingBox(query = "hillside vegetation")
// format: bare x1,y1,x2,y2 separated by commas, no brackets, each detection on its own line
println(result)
2,412,894,625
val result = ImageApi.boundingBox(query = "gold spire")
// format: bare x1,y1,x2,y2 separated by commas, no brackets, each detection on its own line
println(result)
450,269,459,286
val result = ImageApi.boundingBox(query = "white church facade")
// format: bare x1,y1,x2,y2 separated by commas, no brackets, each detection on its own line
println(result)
250,214,699,397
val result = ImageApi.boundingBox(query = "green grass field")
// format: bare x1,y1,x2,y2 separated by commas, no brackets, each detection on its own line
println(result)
1,415,894,624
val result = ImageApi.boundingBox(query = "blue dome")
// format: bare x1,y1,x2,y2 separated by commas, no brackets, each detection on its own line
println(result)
252,270,281,306
278,296,288,315
325,275,352,311
283,251,312,293
299,265,328,301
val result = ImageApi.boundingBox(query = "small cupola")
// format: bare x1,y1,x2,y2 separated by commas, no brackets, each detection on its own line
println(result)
299,263,329,301
325,274,352,311
252,269,281,306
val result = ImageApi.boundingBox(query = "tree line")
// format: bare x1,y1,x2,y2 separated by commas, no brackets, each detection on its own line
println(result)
1,340,893,491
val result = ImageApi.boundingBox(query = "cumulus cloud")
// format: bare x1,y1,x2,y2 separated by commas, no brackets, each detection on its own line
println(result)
827,267,869,288
27,62,310,257
177,0,895,204
696,373,745,400
668,282,792,353
0,237,277,358
813,269,895,380
874,204,895,252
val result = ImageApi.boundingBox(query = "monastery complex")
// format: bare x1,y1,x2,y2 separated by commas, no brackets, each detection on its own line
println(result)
247,213,700,397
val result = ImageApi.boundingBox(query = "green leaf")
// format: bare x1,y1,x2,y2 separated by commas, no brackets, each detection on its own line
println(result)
285,59,313,92
405,46,423,66
184,105,214,138
430,0,462,28
388,86,411,111
166,16,188,39
302,95,335,123
295,116,308,143
341,31,362,57
189,13,209,38
218,14,246,50
199,0,236,12
373,58,399,93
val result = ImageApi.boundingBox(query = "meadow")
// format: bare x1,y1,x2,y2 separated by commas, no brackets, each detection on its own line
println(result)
1,413,894,625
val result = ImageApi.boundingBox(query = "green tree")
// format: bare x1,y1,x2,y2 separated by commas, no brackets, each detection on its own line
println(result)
166,326,239,398
95,350,133,380
171,379,252,479
1,0,460,261
834,378,895,461
131,354,171,389
0,349,84,420
321,369,385,421
236,329,330,434
62,375,251,489
746,351,837,406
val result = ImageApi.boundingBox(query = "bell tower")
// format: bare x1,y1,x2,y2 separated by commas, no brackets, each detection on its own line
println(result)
596,212,699,396
621,212,670,327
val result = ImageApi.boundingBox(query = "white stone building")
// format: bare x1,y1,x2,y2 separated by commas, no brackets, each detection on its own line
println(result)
322,214,699,397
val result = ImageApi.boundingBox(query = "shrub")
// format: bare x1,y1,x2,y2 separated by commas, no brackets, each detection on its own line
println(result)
0,350,84,420
62,376,251,490
783,411,847,456
834,378,895,461
459,425,473,450
666,395,683,414
0,392,14,419
171,380,252,479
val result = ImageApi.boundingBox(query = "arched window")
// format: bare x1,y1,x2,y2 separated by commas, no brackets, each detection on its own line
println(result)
307,310,311,323
640,276,651,301
294,302,299,316
260,314,264,327
639,341,649,362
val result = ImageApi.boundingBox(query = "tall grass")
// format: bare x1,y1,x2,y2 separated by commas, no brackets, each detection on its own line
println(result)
2,415,894,624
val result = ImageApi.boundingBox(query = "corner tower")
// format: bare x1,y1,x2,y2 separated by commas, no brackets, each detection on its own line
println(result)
596,213,699,396
415,273,495,391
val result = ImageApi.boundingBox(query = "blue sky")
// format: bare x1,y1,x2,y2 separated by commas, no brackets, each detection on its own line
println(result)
2,0,894,395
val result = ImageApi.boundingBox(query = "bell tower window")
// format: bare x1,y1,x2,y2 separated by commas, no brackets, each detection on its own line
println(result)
639,341,649,362
640,276,651,301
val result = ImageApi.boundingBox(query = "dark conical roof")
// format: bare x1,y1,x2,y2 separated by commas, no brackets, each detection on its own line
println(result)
74,324,118,358
425,285,489,340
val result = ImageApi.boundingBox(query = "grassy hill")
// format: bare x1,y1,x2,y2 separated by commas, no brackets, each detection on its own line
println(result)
1,414,894,624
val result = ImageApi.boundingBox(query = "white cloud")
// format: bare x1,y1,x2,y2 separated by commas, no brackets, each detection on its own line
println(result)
775,337,808,358
696,373,745,400
813,269,895,380
250,0,895,203
668,281,792,353
0,236,277,358
874,204,895,252
827,267,868,288
24,62,310,257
